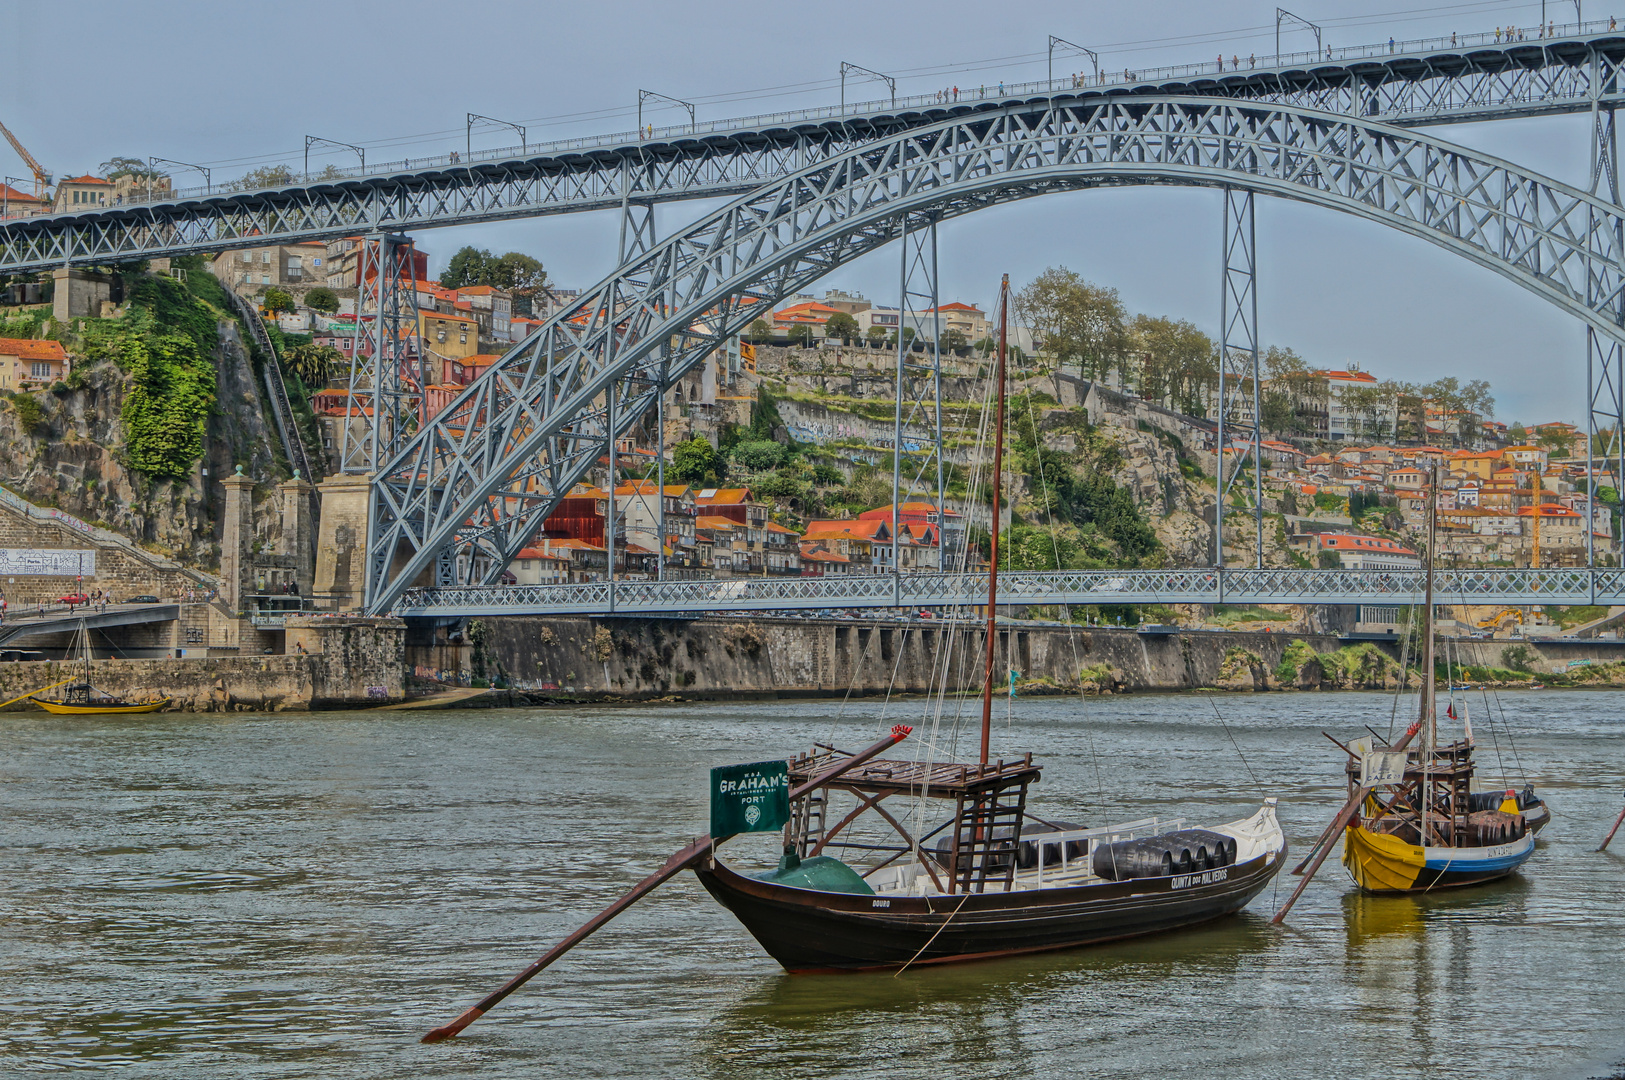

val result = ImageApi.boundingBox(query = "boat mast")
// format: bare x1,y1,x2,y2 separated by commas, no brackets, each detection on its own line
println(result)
980,274,1010,767
1420,464,1438,841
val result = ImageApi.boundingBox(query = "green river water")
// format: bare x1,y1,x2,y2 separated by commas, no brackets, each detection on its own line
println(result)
3,690,1623,1078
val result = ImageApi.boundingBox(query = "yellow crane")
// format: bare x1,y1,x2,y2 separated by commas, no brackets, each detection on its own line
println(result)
0,117,51,198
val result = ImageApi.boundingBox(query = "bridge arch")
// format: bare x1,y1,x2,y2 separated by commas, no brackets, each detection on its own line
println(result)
366,95,1625,613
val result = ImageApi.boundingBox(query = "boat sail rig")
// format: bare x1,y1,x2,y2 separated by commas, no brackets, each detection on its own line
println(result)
31,620,169,715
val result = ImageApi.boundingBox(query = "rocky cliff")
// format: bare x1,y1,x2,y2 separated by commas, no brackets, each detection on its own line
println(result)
0,304,286,573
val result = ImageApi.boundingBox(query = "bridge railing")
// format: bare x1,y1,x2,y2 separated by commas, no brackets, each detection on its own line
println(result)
390,566,1625,616
9,19,1614,217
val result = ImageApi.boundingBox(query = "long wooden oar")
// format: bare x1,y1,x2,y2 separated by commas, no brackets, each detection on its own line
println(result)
421,724,914,1043
1273,719,1423,925
0,677,75,712
1598,797,1625,852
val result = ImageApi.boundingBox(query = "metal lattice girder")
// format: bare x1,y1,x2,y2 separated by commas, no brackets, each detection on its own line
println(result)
1590,99,1625,569
10,34,1625,274
391,567,1625,617
363,96,1625,613
892,215,946,574
341,234,425,474
1216,187,1263,568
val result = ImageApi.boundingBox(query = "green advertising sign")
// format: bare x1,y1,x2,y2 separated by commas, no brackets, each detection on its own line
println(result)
710,759,790,837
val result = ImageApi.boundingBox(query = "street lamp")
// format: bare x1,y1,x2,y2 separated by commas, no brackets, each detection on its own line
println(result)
840,62,895,111
1048,36,1099,85
637,90,696,137
304,136,365,181
1275,8,1322,59
466,113,527,159
147,156,211,201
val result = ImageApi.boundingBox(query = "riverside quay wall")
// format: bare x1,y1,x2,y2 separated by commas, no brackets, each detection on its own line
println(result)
444,616,1367,699
0,616,405,712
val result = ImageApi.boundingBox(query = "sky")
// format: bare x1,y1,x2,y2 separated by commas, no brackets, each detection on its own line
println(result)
0,0,1606,425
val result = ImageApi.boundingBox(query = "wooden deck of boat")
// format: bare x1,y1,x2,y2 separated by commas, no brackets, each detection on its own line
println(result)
789,749,1041,796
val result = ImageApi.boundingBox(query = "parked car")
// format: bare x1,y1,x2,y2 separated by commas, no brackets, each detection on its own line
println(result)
128,595,161,604
57,593,88,605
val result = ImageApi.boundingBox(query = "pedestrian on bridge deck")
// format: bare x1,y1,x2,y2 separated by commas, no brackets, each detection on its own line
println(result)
1388,37,1395,53
1452,32,1457,46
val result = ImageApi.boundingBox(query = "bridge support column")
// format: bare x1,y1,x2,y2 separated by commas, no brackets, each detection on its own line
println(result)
340,234,423,475
313,473,371,611
893,214,948,575
51,268,114,321
221,466,255,612
1588,99,1625,578
1217,186,1264,569
279,471,316,597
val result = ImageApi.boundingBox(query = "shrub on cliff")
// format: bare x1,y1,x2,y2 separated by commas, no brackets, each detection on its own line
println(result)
120,331,214,478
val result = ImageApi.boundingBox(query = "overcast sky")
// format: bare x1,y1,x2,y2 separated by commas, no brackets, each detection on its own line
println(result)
1,0,1605,424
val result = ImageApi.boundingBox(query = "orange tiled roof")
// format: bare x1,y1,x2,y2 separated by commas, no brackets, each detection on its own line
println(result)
61,174,111,185
695,487,750,505
1320,534,1418,555
0,338,68,361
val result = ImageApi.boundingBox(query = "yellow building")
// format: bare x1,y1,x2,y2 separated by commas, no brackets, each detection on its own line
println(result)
420,309,478,359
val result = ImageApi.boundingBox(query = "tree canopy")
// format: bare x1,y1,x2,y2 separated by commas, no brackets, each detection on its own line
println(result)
98,157,166,181
303,287,339,314
671,436,723,485
1014,267,1126,379
824,312,859,341
440,246,549,294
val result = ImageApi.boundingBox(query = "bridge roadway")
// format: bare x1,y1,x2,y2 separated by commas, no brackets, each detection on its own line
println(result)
391,568,1625,618
0,603,181,647
6,23,1625,271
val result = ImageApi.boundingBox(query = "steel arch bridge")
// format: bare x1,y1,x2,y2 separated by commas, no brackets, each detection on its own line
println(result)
4,31,1625,273
363,94,1625,613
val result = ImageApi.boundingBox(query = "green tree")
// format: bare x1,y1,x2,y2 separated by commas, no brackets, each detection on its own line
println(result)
731,439,785,471
99,156,166,182
230,165,295,191
787,323,816,348
303,287,340,314
824,312,859,343
943,328,968,352
491,251,548,294
866,325,888,347
811,463,843,486
1129,314,1213,413
283,343,344,387
1014,267,1127,380
1507,421,1528,444
748,318,773,343
441,246,494,290
671,436,723,485
263,288,295,314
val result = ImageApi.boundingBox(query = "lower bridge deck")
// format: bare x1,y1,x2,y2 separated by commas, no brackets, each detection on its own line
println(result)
391,568,1625,618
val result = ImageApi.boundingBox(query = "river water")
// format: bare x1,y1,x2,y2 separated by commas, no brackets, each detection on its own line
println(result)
4,690,1624,1078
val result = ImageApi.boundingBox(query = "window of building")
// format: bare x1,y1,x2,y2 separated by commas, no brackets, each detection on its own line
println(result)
261,252,271,264
30,362,52,379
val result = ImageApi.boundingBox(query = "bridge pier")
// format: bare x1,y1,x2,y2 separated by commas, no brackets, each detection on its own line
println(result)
314,473,372,611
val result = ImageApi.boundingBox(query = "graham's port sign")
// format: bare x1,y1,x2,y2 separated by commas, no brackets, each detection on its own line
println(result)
710,759,790,837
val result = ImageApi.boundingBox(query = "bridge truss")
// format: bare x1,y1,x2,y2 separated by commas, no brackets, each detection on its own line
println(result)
353,94,1625,612
6,33,1625,274
393,567,1625,618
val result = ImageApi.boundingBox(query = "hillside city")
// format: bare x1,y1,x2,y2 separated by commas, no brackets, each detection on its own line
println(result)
1,194,1614,610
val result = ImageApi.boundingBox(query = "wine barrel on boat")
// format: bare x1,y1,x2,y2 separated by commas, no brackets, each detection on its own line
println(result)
1092,829,1237,881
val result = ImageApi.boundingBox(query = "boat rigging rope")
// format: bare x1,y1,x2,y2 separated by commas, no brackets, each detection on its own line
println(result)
1204,691,1264,798
1010,335,1105,802
893,891,973,977
1387,602,1417,740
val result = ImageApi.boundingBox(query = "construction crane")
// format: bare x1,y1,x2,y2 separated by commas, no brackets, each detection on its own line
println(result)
0,117,51,198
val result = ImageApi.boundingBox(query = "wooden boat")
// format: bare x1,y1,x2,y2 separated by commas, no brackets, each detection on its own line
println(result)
30,621,169,715
696,274,1283,969
695,750,1285,971
33,689,169,715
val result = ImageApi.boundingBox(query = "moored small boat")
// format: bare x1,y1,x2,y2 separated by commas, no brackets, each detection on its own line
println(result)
29,621,169,715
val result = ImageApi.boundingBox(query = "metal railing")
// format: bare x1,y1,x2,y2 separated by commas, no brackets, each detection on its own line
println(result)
390,566,1625,616
10,19,1617,215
